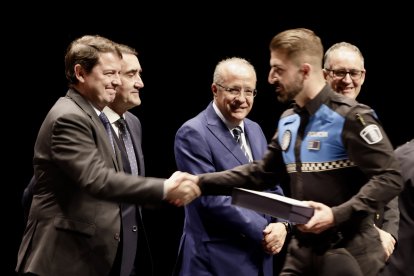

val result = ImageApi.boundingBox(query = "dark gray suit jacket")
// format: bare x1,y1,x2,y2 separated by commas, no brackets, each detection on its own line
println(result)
16,89,164,276
381,139,414,276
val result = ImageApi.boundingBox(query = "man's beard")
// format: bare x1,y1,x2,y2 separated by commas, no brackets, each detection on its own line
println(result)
277,74,304,104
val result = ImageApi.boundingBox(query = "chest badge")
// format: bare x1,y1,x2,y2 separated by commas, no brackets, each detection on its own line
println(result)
307,140,321,150
281,130,291,151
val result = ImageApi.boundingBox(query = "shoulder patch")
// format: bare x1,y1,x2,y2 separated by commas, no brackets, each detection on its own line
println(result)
281,130,292,151
360,124,383,144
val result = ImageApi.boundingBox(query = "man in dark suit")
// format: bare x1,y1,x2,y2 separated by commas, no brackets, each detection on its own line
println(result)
173,57,288,276
102,43,152,276
381,139,414,276
16,35,200,276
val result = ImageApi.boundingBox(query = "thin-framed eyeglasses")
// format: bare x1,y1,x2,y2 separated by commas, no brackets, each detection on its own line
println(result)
215,83,257,97
325,68,365,80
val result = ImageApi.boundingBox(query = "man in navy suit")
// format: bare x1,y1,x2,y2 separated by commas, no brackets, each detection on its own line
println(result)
173,57,288,276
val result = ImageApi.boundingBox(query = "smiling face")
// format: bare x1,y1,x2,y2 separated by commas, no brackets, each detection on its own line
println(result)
78,52,122,110
324,47,366,99
212,60,257,126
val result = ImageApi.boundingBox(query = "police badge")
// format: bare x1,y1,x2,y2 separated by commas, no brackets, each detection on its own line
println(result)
281,130,291,151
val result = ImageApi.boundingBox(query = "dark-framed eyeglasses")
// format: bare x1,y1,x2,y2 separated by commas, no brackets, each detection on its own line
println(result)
215,83,257,97
325,68,365,80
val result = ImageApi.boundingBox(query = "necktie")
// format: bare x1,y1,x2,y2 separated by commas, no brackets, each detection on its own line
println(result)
99,112,115,153
117,117,139,176
232,126,252,162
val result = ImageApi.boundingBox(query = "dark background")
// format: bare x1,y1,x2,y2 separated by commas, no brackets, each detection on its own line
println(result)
6,5,412,275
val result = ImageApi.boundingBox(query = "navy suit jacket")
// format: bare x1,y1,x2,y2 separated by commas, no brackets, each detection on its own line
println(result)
173,102,284,276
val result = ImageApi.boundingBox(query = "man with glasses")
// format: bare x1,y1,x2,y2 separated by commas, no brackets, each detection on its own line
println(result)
323,42,399,262
172,57,288,276
323,42,366,99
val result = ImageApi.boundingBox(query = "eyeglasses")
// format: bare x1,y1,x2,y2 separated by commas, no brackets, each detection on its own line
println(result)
325,69,365,80
216,83,257,97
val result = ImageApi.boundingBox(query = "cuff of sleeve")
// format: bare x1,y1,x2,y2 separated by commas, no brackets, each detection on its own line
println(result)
163,179,169,199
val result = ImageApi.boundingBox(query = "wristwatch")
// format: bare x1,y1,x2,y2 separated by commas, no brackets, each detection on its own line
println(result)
281,222,291,234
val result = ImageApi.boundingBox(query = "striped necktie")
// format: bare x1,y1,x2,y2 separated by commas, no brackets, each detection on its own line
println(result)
116,117,139,175
232,126,252,162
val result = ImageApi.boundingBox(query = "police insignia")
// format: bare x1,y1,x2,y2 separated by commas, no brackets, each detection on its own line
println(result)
360,124,383,144
281,130,291,151
307,140,320,150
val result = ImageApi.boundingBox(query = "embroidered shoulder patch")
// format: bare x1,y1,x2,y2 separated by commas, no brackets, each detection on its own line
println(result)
360,124,383,144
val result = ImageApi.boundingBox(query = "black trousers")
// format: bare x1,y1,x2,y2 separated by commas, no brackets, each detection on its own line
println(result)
280,225,385,276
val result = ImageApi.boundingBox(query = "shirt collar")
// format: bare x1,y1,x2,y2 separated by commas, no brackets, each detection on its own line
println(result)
102,106,122,124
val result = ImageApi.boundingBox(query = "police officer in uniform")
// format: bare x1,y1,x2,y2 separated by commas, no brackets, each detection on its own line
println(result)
196,28,403,276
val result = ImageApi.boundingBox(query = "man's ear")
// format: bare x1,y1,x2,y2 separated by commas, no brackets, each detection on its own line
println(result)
212,83,218,97
74,64,86,83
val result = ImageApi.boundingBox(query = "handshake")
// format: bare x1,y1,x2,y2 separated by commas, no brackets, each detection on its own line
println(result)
164,171,201,206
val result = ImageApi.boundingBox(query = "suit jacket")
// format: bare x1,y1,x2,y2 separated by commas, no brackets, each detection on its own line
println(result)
381,139,414,276
374,196,399,239
22,175,35,225
173,102,284,276
107,109,153,276
16,89,164,276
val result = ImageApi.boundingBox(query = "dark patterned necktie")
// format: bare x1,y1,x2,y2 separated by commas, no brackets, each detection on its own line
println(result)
232,126,252,162
99,112,115,153
116,117,139,175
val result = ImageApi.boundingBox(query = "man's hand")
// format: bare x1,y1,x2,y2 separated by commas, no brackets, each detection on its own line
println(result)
262,222,288,254
296,201,335,234
164,171,200,206
375,225,396,260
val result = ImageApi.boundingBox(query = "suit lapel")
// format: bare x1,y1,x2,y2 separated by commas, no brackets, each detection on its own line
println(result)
244,122,260,160
205,103,249,164
66,89,120,171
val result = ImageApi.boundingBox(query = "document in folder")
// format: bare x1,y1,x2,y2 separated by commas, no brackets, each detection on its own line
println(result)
231,188,314,224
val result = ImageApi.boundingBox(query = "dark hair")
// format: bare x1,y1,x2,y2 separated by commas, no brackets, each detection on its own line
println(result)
64,35,122,86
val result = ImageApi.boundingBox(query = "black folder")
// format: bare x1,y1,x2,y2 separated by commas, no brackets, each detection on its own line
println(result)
231,188,314,224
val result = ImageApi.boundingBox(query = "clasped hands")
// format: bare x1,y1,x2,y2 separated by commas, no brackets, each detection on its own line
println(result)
164,171,201,206
262,222,288,255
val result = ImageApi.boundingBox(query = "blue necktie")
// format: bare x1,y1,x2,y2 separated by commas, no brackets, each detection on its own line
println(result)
99,112,115,153
117,118,139,176
232,126,252,162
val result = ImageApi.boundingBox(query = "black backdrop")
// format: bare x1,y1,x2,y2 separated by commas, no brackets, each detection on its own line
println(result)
6,5,412,275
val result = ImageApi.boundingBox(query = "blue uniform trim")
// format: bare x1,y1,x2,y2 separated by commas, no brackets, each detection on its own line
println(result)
278,102,356,174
